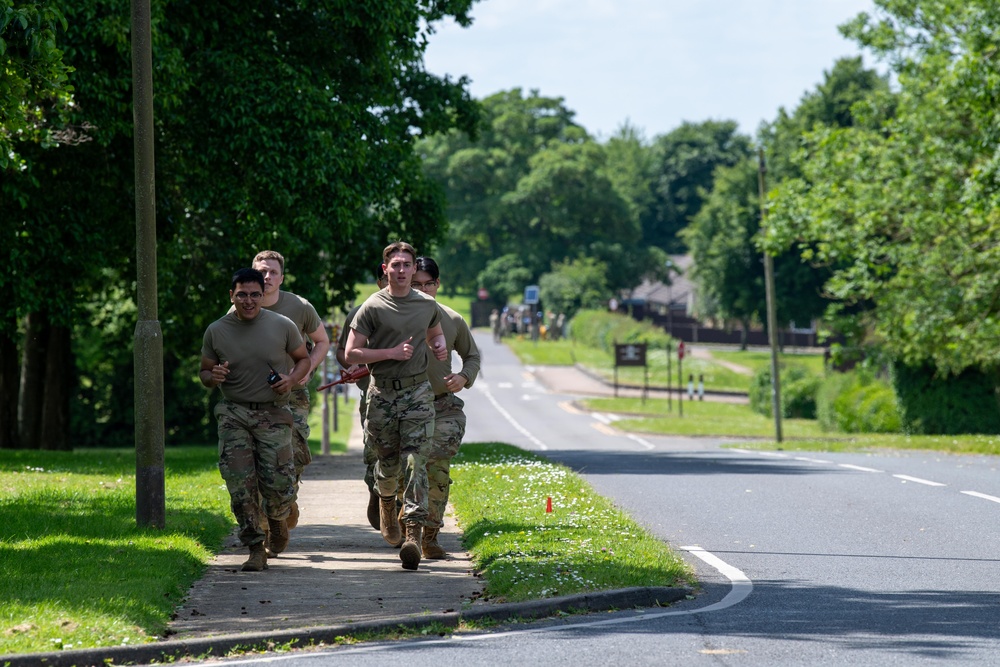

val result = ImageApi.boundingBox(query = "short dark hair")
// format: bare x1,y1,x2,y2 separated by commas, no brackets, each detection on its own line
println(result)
383,241,416,265
374,263,386,281
231,268,265,293
414,256,440,281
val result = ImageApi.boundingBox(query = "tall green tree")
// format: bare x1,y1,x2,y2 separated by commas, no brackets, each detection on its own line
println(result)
766,0,1000,378
683,56,890,348
3,0,481,449
641,120,753,253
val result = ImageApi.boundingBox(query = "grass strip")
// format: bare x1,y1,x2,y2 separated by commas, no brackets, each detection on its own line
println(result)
448,442,694,602
0,404,350,656
504,338,823,394
580,397,1000,455
581,397,827,439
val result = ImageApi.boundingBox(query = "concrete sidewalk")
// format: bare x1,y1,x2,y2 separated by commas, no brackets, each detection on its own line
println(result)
167,403,485,639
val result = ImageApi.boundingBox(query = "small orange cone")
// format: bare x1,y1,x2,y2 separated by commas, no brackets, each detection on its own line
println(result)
546,496,553,513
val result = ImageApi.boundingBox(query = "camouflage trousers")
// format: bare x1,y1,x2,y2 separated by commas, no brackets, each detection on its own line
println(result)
426,393,467,527
287,387,312,479
215,400,297,546
364,380,434,526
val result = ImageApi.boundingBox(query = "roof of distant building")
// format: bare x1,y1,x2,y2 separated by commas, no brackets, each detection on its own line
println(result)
624,255,694,307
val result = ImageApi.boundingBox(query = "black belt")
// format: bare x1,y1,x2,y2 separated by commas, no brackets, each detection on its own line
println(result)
434,392,449,401
227,400,275,410
373,373,428,391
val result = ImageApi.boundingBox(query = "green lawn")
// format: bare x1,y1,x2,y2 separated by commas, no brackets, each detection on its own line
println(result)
450,443,693,602
582,396,826,439
0,401,350,656
504,338,785,393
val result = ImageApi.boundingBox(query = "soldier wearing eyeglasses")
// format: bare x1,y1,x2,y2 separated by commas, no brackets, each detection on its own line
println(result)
200,267,310,572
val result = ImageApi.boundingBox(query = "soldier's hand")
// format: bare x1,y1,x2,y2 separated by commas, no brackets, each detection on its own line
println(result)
431,339,448,361
443,373,467,393
212,361,230,384
393,336,414,360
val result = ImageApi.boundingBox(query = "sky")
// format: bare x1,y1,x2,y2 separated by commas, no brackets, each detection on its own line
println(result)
423,0,881,141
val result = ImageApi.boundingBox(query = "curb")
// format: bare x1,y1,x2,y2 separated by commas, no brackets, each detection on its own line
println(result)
0,587,690,667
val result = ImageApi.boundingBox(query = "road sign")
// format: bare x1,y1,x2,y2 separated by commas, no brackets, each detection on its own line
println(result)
678,341,685,359
524,285,540,305
478,288,489,300
614,343,647,367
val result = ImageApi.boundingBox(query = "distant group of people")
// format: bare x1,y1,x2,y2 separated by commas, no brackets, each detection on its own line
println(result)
489,306,565,343
199,242,480,573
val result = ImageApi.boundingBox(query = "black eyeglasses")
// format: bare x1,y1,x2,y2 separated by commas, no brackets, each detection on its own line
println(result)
234,291,263,302
411,280,438,290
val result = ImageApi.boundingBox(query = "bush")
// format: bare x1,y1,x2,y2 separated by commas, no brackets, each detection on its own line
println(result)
568,309,674,352
749,366,820,419
892,363,1000,435
816,370,901,433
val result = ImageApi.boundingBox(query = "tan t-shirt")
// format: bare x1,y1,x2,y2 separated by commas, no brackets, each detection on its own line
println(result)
351,288,441,380
427,304,481,396
201,310,303,403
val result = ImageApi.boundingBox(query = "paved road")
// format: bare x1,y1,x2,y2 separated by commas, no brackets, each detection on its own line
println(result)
220,332,1000,666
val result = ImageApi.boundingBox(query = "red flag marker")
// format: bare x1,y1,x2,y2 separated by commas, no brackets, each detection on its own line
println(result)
546,497,552,513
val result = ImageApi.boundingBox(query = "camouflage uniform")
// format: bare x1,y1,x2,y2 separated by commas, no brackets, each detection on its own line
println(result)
203,306,304,549
365,379,434,525
286,387,312,474
351,287,441,528
215,401,297,546
426,393,467,526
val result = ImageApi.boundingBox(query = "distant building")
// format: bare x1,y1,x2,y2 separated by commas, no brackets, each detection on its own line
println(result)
619,255,695,320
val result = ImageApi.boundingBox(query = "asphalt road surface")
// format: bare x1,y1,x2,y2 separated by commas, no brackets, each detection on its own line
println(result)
221,332,1000,666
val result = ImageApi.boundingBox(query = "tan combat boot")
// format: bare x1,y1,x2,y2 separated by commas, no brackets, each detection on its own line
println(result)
421,526,446,559
400,523,422,570
379,496,402,547
286,501,300,529
268,517,289,555
241,543,268,572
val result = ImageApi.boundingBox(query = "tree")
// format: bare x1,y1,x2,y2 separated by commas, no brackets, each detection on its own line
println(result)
641,120,753,253
3,0,481,449
0,1,73,169
539,257,609,320
765,0,1000,378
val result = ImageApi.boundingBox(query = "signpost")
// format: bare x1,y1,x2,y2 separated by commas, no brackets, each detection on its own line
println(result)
614,342,648,401
677,341,685,417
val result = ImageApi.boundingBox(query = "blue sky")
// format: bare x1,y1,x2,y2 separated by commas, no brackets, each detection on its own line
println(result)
423,0,880,141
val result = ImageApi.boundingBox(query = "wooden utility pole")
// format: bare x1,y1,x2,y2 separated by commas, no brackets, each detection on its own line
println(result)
758,148,783,444
132,0,165,527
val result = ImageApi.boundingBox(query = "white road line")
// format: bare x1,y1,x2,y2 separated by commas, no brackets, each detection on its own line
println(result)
794,457,832,464
756,452,789,458
893,474,946,487
477,384,549,451
838,463,883,473
626,433,656,451
961,490,1000,504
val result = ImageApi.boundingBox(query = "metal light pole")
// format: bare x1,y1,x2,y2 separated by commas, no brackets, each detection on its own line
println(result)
758,148,783,444
132,0,165,527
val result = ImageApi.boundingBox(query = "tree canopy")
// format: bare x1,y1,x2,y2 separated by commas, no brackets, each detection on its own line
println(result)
3,0,482,448
766,0,1000,377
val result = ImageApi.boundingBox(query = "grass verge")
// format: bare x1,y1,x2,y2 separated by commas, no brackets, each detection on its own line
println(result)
504,338,824,394
579,396,1000,455
581,397,827,439
448,442,694,602
0,401,350,656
